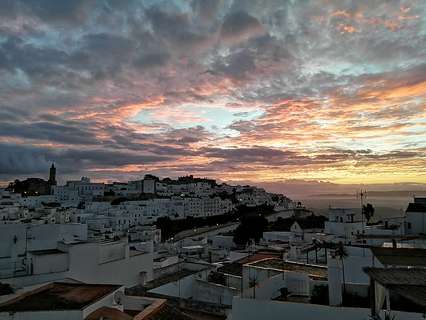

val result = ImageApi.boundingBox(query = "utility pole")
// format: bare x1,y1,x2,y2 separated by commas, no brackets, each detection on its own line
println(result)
357,190,367,256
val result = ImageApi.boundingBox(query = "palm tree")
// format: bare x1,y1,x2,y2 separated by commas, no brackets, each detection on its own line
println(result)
249,276,259,299
336,243,348,304
362,203,375,224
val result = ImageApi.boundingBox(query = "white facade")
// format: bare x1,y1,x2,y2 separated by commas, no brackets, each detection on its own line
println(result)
0,223,88,258
327,246,382,306
60,177,105,200
143,178,156,194
2,239,153,289
231,298,424,320
19,195,57,209
325,208,364,240
405,197,426,235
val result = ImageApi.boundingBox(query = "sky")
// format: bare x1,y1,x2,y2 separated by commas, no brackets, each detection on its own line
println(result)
0,0,425,192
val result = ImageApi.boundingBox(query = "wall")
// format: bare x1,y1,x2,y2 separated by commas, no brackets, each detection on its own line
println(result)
148,274,196,299
193,279,238,306
0,223,87,258
2,242,153,289
66,241,153,287
211,235,235,249
327,246,382,306
328,246,382,284
98,241,126,264
153,262,182,280
242,265,281,290
242,272,285,300
31,252,68,275
242,270,311,300
231,298,425,320
406,212,426,234
222,274,242,290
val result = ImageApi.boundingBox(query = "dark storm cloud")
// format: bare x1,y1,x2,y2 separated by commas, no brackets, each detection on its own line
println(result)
0,121,99,145
145,7,212,52
220,11,264,43
0,144,53,175
0,143,173,176
20,0,94,24
0,36,69,77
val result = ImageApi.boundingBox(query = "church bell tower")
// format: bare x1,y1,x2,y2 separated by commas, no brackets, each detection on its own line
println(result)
48,163,57,186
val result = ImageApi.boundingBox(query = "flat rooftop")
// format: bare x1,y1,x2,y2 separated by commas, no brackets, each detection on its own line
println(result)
365,267,426,286
371,247,426,267
216,253,279,276
248,258,328,279
365,267,426,308
144,270,196,290
0,282,121,312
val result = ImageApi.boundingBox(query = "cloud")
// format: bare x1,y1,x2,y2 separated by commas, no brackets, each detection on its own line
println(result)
0,120,99,145
0,0,425,186
0,143,173,177
20,0,95,25
220,11,265,44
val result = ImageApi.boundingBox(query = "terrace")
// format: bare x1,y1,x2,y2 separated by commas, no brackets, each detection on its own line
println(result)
0,282,121,312
248,258,328,280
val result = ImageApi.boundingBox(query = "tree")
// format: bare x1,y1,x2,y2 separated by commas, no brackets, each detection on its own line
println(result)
156,217,174,241
362,203,375,223
336,243,348,304
233,214,268,246
111,197,128,205
0,283,13,296
311,285,329,305
249,276,259,299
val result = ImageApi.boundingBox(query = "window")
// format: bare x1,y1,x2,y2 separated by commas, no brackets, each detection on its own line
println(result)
407,222,412,229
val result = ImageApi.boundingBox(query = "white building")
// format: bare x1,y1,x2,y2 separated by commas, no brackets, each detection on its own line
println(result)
51,185,80,206
54,177,104,201
405,197,426,235
324,208,364,241
143,176,157,194
2,238,153,289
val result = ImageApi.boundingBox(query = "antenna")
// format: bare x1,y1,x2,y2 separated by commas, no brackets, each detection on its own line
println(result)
356,189,367,206
356,189,367,231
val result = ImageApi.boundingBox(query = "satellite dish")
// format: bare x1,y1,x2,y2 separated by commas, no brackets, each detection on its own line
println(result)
113,291,124,305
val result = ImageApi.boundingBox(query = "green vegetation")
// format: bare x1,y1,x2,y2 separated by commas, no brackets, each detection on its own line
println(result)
0,283,13,296
310,285,329,305
208,272,227,286
362,203,375,223
233,214,268,246
156,204,274,241
110,197,129,205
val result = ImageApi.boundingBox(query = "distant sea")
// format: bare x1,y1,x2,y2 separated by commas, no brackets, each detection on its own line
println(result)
293,193,424,220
